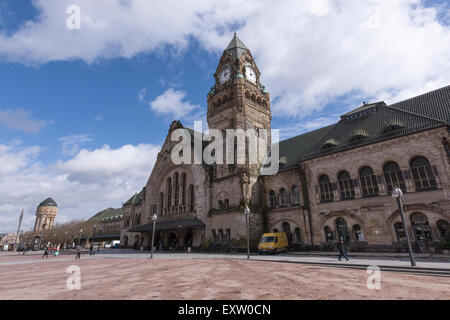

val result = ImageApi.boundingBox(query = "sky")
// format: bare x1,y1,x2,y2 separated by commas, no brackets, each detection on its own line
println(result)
0,0,449,233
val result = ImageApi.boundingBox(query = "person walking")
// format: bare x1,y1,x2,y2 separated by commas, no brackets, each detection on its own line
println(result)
337,238,349,261
89,243,94,256
42,246,49,259
75,245,81,260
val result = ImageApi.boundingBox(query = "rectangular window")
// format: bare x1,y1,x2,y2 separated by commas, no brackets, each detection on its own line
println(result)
219,229,224,243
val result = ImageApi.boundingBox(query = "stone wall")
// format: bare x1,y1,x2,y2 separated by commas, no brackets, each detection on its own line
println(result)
303,126,450,249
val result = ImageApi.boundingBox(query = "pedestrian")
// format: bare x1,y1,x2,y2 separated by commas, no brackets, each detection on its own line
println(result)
89,243,94,256
337,238,349,261
158,240,163,252
75,245,81,260
23,246,27,255
42,246,49,259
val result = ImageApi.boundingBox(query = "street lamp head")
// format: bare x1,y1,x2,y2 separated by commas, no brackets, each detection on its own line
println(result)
244,205,250,215
392,186,403,199
152,214,158,221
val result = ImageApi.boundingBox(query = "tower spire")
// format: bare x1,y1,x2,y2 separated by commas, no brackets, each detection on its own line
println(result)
226,33,248,59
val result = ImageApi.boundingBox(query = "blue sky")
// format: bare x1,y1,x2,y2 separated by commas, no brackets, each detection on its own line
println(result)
0,0,449,233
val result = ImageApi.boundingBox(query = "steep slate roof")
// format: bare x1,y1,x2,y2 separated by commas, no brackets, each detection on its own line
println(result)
123,189,144,206
226,33,249,59
38,198,57,207
300,85,450,161
276,125,335,171
90,207,123,221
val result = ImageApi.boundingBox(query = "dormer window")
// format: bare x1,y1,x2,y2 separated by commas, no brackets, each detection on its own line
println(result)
383,120,405,133
350,129,370,142
322,139,339,150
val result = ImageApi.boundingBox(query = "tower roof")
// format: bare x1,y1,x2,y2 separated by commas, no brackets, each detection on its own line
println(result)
226,33,249,59
38,198,57,207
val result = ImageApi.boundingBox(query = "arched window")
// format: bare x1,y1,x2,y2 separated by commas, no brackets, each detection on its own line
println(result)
181,173,186,206
324,226,334,242
359,166,379,197
282,222,292,244
279,188,288,207
269,189,277,208
294,227,301,243
353,224,363,241
383,162,406,194
224,199,229,209
166,178,172,209
291,186,300,205
437,220,449,241
159,192,164,215
174,172,179,207
336,218,349,241
394,222,406,241
189,184,195,212
319,175,333,202
410,212,433,241
338,171,355,200
410,156,436,191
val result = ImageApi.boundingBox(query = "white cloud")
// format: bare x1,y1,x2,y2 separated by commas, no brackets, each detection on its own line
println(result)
0,0,449,117
138,88,147,102
59,134,92,156
0,140,160,233
0,109,52,133
276,116,338,140
149,88,200,119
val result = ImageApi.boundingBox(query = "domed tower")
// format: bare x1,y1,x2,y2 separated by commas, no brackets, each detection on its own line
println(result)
33,198,58,231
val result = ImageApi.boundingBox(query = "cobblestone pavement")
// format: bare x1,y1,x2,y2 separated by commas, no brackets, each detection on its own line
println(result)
0,252,449,300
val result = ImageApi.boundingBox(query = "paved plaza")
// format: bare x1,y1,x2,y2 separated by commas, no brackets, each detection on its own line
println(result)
0,251,449,300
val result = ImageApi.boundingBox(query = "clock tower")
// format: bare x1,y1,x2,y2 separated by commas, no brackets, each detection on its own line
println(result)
207,34,272,204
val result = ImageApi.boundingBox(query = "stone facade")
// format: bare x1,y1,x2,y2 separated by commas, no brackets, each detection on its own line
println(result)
120,35,450,252
303,126,450,251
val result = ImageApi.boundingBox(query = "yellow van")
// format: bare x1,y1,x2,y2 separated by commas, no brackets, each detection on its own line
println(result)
258,232,289,254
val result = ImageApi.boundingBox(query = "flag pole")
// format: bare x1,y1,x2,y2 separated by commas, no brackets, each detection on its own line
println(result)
13,209,24,252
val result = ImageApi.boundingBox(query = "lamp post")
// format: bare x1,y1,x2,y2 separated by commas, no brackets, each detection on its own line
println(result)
93,224,97,249
78,229,83,247
150,214,158,259
244,205,251,260
392,186,416,266
38,223,46,250
98,228,103,252
64,231,68,251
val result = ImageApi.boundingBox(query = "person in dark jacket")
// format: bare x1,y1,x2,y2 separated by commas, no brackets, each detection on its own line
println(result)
337,239,349,261
89,243,94,255
75,245,81,260
42,246,49,258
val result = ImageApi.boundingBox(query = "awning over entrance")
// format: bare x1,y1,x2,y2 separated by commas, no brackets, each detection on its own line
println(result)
128,218,205,232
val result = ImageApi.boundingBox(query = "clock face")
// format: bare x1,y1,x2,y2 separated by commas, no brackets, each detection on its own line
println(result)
245,66,256,83
219,67,231,84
